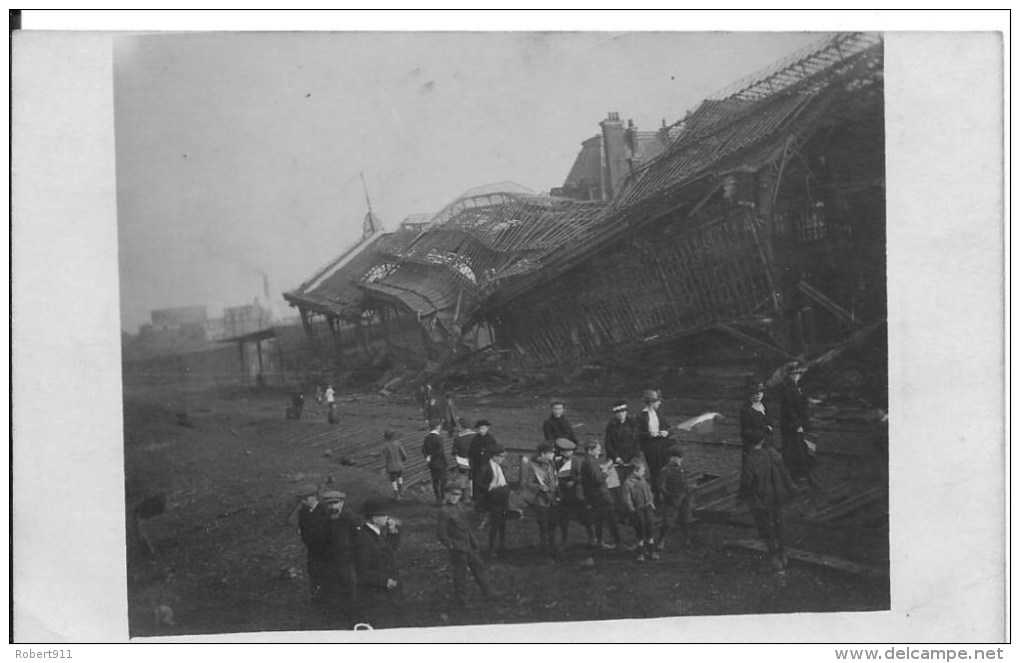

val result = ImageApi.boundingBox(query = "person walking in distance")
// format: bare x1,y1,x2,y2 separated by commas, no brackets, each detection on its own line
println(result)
422,419,448,503
380,430,407,501
324,383,338,424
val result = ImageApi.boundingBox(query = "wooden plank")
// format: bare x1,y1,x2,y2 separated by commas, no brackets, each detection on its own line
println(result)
726,539,886,578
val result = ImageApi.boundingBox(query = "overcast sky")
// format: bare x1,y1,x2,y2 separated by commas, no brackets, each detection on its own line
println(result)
114,31,824,333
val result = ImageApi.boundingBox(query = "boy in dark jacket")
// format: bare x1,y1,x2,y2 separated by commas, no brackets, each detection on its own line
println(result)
437,483,500,606
738,438,801,570
656,447,693,551
621,463,657,562
422,419,448,503
580,440,621,550
477,445,511,556
354,498,402,627
543,400,579,444
381,430,407,501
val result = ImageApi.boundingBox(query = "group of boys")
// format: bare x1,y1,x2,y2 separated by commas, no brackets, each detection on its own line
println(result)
295,486,403,627
299,382,809,619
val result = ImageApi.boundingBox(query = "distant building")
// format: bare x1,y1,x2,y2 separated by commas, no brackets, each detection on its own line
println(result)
222,299,272,340
551,113,669,201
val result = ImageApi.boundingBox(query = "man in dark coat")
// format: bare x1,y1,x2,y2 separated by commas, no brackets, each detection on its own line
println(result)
542,400,579,444
635,390,671,505
354,498,402,627
777,361,818,486
422,419,448,503
579,440,621,549
468,420,498,511
296,484,330,602
605,400,641,484
319,491,360,621
738,438,801,571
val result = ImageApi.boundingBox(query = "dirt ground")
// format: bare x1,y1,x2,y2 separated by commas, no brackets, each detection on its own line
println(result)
123,377,889,638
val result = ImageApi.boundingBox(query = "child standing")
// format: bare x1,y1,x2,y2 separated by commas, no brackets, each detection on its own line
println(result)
523,442,559,556
436,483,500,607
478,444,511,556
380,430,407,501
621,462,658,562
657,447,693,551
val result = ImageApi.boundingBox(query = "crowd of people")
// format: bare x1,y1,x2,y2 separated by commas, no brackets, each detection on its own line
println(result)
296,363,820,624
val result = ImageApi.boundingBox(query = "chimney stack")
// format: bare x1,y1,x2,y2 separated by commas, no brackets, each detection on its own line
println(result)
599,112,628,200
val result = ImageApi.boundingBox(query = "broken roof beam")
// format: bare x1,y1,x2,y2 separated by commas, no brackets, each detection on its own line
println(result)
797,280,865,327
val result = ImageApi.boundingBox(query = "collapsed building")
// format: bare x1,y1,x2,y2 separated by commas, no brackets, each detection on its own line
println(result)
284,32,886,382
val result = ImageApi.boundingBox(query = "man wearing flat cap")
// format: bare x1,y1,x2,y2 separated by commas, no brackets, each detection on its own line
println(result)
354,498,402,627
542,400,579,445
319,490,360,620
296,484,330,603
552,437,594,549
636,390,671,505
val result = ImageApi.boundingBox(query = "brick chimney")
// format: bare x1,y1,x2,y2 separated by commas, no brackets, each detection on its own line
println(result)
599,112,627,200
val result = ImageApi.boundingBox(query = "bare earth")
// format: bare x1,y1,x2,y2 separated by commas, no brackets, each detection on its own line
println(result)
123,379,889,638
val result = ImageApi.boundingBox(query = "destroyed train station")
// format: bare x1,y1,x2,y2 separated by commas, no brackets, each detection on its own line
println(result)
121,32,890,636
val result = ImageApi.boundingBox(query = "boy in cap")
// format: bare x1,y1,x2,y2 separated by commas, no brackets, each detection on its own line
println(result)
543,400,579,444
296,484,330,602
636,390,671,505
477,444,511,556
621,462,658,562
738,436,801,571
553,437,595,550
436,482,500,606
380,430,408,501
354,498,403,627
522,441,559,557
580,440,621,550
656,447,694,551
319,490,360,618
422,419,448,503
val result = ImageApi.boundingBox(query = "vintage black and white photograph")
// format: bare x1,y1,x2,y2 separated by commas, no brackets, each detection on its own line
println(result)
114,30,891,637
11,13,1006,645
